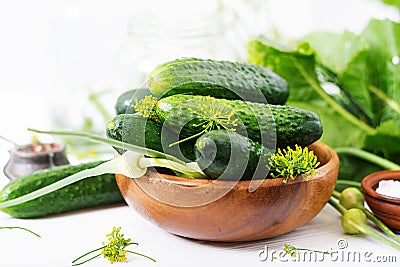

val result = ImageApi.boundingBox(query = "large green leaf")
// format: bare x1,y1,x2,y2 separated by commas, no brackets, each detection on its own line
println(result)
247,39,319,101
247,38,375,137
302,31,365,74
381,0,400,8
362,120,400,164
361,19,400,123
338,49,375,123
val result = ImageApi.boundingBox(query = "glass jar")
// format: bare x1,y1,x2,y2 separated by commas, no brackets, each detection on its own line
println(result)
112,6,233,93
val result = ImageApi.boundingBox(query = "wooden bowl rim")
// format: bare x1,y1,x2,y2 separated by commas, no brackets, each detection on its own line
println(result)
140,141,339,189
361,170,400,204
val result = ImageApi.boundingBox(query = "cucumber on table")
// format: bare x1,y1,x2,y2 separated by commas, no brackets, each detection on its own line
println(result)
0,161,124,219
106,114,196,162
149,58,289,104
195,130,273,180
155,94,322,149
115,88,151,115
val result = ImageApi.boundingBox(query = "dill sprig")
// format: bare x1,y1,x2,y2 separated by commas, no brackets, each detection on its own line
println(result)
72,226,156,266
188,95,239,132
0,226,41,238
169,95,239,146
283,243,329,257
133,95,159,122
268,144,320,183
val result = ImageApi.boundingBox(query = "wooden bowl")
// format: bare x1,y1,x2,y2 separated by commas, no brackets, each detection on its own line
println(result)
116,141,339,242
361,170,400,233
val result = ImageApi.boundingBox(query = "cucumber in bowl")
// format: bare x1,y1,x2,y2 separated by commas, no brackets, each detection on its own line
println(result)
149,57,289,104
153,94,323,149
195,130,273,180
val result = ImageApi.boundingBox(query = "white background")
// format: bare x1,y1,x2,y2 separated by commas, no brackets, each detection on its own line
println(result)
0,0,399,266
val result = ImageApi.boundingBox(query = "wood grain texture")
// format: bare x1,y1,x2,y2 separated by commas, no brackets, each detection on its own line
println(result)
362,170,400,233
116,141,339,242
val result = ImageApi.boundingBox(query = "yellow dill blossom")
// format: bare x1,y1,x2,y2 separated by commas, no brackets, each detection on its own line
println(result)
268,144,320,183
133,95,159,122
188,95,239,133
283,244,298,257
283,243,329,257
167,95,240,147
71,226,156,266
100,227,131,264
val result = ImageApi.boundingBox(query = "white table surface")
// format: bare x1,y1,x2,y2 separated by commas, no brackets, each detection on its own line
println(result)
0,152,399,267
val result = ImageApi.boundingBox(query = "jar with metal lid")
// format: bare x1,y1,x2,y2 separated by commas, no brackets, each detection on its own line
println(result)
3,142,70,180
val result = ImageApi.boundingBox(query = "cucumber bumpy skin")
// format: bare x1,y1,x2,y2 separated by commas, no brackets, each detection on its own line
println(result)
156,94,323,149
195,130,273,180
148,58,289,104
0,161,124,219
106,114,196,162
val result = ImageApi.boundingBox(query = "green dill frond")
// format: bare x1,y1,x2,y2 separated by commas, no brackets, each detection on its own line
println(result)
101,226,131,264
133,95,159,122
71,226,156,266
268,144,320,183
188,95,239,133
168,95,240,147
283,244,298,257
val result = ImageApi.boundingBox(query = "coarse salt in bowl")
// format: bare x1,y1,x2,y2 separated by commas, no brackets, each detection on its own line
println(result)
362,170,400,233
375,180,400,199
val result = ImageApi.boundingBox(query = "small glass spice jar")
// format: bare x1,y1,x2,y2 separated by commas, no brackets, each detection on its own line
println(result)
3,142,70,180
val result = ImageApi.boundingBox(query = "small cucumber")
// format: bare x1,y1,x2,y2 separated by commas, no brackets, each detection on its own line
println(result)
0,161,124,219
156,94,322,149
195,130,272,180
115,88,151,115
106,114,196,162
149,58,289,104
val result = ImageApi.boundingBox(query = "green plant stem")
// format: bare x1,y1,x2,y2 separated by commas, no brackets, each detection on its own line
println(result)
88,90,112,121
293,247,329,255
126,251,157,262
291,58,376,134
328,197,347,215
168,129,206,147
331,190,400,244
368,84,400,115
72,247,104,266
328,198,400,251
362,225,400,250
331,190,341,199
335,180,362,188
27,128,187,165
0,226,41,238
334,147,400,170
363,208,400,244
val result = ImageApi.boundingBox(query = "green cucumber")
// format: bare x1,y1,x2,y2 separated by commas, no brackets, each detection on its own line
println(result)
0,161,124,218
156,94,323,149
115,88,151,115
149,58,289,104
106,114,196,162
195,130,272,180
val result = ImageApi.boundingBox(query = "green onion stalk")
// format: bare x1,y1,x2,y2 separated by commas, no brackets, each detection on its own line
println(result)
328,197,400,251
0,128,206,211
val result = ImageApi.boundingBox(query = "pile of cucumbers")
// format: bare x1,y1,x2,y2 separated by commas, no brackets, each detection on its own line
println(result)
108,58,323,181
0,58,322,219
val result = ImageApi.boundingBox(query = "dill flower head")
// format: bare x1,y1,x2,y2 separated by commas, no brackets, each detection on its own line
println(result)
188,95,239,133
133,95,159,122
283,244,298,257
101,227,131,264
268,144,320,183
